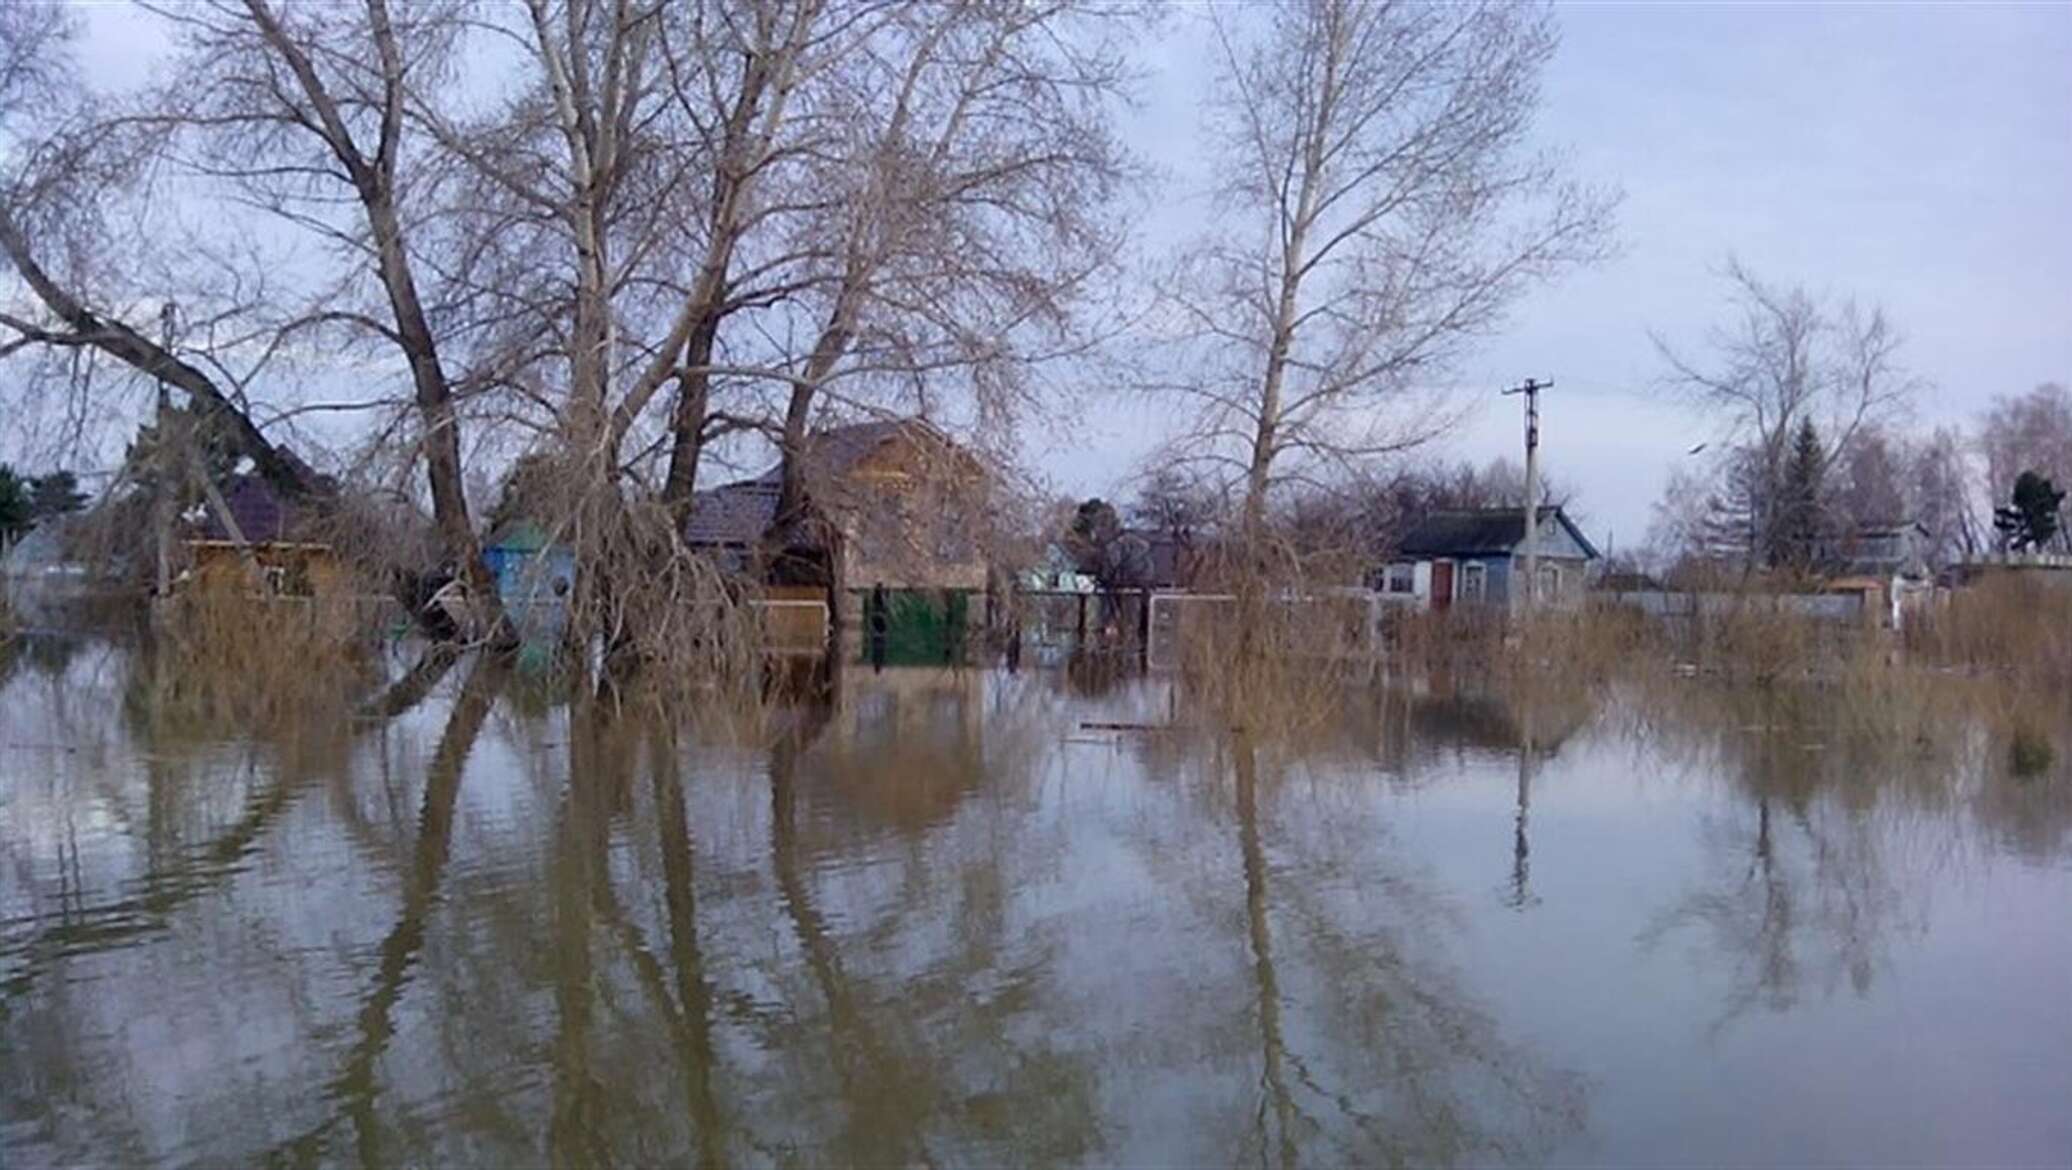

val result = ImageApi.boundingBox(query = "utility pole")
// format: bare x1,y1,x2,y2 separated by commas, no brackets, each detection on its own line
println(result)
1502,378,1551,610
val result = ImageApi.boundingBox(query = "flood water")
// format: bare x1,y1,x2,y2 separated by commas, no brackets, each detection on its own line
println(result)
3,637,2070,1167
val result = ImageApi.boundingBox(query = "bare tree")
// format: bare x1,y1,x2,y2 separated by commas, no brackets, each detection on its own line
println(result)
1155,0,1613,539
382,0,837,660
0,2,522,631
1655,259,1919,568
1976,382,2072,522
152,0,517,618
1129,465,1220,549
1909,426,1979,566
1828,424,1907,530
752,2,1137,561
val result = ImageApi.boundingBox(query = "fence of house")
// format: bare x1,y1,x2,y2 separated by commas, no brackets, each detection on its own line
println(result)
1599,590,1867,624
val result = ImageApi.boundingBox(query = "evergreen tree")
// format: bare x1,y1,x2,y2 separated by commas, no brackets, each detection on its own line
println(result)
1774,417,1826,569
27,470,87,522
1993,470,2066,552
0,465,29,543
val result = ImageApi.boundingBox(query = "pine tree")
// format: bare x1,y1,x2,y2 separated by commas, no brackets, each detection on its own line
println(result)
0,465,29,544
1774,417,1826,569
27,471,87,522
1993,470,2066,552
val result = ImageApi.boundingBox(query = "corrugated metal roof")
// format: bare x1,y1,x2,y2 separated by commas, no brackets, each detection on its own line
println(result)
1396,507,1597,558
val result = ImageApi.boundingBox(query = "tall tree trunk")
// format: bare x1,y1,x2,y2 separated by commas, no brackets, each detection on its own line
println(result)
662,314,722,518
246,0,506,638
657,13,813,517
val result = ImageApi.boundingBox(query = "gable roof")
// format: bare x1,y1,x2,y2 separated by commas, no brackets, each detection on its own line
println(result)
685,418,977,546
1395,507,1599,560
746,418,971,488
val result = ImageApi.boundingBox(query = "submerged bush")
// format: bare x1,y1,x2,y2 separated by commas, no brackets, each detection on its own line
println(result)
2009,726,2055,779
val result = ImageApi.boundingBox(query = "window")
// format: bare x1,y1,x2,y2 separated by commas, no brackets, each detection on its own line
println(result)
1386,563,1416,595
1460,561,1486,601
1536,563,1560,599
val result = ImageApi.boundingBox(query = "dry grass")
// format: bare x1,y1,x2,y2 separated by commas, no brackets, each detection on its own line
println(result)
1386,595,1897,690
1907,575,2072,684
1159,545,1388,739
142,586,380,732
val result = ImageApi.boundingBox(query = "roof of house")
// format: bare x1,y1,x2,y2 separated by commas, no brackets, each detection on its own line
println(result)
486,518,559,553
744,419,950,487
685,418,974,546
1593,569,1663,592
196,475,314,545
1826,519,1931,579
1135,530,1195,588
1395,507,1599,560
684,481,781,546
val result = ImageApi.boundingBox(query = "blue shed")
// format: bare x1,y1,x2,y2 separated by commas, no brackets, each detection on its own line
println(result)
484,520,575,648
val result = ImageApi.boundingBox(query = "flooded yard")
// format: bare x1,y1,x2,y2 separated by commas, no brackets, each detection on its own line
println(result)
3,637,2069,1166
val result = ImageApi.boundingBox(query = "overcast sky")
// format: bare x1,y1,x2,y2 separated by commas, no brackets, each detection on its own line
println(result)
40,2,2072,550
1040,0,2072,551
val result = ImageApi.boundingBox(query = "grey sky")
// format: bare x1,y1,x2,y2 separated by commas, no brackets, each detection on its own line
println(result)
27,2,2072,552
1043,1,2072,551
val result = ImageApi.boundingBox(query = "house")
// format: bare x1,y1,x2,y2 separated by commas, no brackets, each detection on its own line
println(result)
1020,543,1096,593
685,418,992,660
1377,506,1599,611
185,475,343,598
2,515,118,622
1823,520,1932,580
1126,529,1200,590
1818,519,1933,629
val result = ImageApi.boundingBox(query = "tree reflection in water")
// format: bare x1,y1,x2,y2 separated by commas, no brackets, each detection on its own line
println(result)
1194,729,1586,1169
1629,679,2067,1033
4,643,2070,1167
649,728,724,1170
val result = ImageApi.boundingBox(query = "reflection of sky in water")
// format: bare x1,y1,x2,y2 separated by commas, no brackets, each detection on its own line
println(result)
2,642,2070,1166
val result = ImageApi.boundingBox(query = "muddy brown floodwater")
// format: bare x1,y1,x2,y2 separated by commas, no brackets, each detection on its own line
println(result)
3,635,2070,1166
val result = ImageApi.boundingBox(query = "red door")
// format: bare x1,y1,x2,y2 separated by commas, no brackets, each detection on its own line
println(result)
1431,560,1453,610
